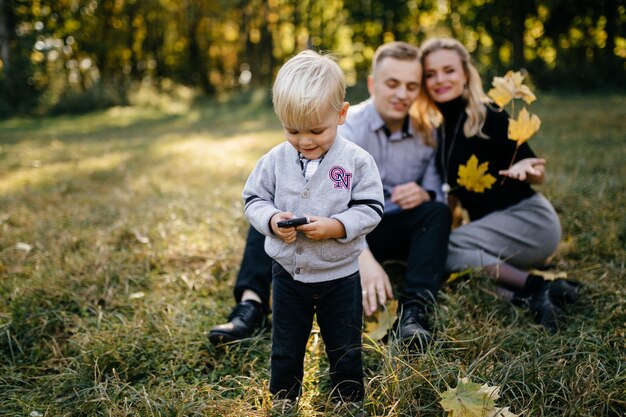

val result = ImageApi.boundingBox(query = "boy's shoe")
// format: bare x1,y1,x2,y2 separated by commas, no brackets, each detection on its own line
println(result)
546,278,582,307
332,400,365,416
270,398,297,415
397,301,432,351
208,300,266,344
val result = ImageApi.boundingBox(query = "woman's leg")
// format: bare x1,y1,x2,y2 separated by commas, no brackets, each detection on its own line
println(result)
446,195,567,331
446,194,561,289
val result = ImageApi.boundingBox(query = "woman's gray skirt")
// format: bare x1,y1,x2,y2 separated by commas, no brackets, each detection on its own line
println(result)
446,193,561,272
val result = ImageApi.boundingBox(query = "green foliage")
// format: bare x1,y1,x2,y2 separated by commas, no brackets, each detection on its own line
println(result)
1,1,625,117
49,84,128,115
0,95,625,416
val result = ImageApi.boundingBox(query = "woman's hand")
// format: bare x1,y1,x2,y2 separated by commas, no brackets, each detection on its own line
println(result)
499,157,546,184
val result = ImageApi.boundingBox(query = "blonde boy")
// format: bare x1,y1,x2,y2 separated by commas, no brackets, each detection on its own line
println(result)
242,50,384,406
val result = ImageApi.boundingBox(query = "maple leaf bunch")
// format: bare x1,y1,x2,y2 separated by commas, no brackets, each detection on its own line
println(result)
455,71,541,194
488,70,541,146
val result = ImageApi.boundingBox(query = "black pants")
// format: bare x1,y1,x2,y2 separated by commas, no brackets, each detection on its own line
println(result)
270,263,363,402
365,200,451,301
234,201,451,308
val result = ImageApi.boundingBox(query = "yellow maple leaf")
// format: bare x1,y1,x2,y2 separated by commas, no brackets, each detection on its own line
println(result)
508,107,541,145
364,299,398,341
488,71,536,108
516,84,536,105
488,77,514,108
440,377,497,417
457,155,496,193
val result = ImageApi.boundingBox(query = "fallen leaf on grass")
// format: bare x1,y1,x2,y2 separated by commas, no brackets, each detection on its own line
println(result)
129,292,145,299
447,269,474,284
529,269,568,281
364,300,398,341
16,242,33,253
440,377,503,417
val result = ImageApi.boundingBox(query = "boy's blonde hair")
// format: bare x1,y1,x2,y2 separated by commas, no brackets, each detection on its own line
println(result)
272,50,346,129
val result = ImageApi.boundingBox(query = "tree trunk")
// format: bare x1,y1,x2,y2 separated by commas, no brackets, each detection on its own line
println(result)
511,0,525,69
189,11,213,94
604,0,618,78
0,0,10,73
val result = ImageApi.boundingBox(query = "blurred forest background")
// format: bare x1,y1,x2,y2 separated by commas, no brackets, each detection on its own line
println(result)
0,0,625,118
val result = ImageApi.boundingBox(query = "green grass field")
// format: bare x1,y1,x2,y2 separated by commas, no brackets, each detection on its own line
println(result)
1,92,625,416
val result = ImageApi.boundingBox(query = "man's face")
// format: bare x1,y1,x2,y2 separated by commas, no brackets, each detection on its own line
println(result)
368,57,421,132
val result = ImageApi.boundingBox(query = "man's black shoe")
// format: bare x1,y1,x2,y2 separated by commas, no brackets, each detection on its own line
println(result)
546,278,581,307
209,300,266,345
397,301,432,351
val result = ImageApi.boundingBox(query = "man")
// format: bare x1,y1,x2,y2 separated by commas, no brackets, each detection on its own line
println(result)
209,42,451,350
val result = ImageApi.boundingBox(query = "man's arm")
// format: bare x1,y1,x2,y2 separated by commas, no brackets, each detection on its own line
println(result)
390,181,431,210
359,248,393,316
420,151,444,202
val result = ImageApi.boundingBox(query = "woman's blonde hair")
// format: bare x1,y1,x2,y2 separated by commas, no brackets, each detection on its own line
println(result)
272,50,345,129
411,37,492,142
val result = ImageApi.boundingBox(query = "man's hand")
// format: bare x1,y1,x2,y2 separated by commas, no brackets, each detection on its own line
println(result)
297,215,345,240
391,182,431,210
359,249,394,316
499,157,545,184
270,212,298,243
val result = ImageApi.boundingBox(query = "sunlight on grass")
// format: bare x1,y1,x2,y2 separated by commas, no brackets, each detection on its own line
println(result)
0,151,131,195
0,95,624,416
153,132,282,170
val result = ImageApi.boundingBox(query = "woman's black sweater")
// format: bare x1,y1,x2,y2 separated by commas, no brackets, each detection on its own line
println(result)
435,97,536,220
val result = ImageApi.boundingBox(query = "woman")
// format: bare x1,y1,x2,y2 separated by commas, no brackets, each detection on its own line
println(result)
412,37,579,332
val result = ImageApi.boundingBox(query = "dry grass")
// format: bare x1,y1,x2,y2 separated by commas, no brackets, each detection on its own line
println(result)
0,91,624,416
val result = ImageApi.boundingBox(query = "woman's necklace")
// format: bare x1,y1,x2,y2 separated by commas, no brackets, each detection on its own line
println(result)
439,112,464,200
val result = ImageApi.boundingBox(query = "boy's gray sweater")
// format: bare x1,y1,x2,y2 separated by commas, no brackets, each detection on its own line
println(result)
243,136,384,283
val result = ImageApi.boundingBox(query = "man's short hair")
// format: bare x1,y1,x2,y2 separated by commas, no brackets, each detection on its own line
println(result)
272,50,345,129
371,41,420,75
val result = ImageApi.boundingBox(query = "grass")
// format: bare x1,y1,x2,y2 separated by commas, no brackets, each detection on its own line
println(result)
1,91,625,416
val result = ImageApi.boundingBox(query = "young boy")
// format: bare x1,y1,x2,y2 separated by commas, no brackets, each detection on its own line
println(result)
242,50,384,407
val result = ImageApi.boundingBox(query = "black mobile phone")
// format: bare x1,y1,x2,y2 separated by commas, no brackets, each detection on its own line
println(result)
277,217,309,228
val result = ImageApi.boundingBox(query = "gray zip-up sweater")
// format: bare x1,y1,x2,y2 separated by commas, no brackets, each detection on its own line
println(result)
243,136,384,283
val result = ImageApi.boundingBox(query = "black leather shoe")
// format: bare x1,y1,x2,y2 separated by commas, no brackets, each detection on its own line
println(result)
397,301,432,351
208,300,266,344
547,279,581,307
513,287,563,333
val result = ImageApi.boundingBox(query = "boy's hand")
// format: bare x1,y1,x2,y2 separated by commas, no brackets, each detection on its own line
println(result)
297,215,346,240
270,212,298,243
